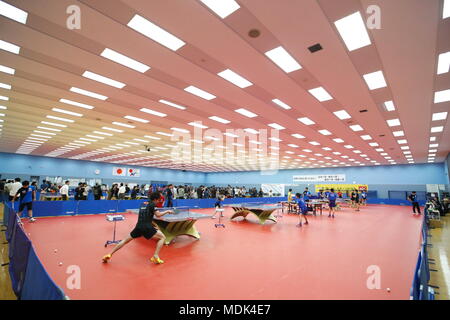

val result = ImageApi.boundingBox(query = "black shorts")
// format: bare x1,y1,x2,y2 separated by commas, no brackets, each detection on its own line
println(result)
19,202,33,212
130,226,157,240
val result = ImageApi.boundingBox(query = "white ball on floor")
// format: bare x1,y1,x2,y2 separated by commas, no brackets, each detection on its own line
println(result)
387,288,391,292
54,249,58,253
59,262,63,266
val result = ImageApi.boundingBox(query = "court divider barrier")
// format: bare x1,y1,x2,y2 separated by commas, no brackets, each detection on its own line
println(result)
3,202,66,300
2,198,434,300
409,206,435,300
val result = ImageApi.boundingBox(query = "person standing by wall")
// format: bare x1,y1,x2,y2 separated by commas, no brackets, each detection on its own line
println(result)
9,178,22,202
60,180,70,200
12,180,36,222
408,191,421,215
165,184,174,207
118,183,126,200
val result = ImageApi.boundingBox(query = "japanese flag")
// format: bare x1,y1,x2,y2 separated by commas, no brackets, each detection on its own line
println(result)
113,167,126,176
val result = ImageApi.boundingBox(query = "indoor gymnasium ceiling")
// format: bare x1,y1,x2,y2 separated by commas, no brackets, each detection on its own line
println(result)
0,0,449,172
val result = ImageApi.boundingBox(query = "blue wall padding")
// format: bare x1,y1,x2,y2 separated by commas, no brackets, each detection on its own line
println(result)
8,223,32,298
21,249,65,300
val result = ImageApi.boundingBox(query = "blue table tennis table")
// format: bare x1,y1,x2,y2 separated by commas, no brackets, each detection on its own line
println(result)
128,207,212,244
225,203,281,224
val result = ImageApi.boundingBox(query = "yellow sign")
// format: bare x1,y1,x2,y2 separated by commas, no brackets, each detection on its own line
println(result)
315,184,368,193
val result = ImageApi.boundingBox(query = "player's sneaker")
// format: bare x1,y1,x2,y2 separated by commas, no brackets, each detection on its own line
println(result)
150,256,164,264
296,222,302,227
29,217,36,222
304,221,309,225
102,254,112,263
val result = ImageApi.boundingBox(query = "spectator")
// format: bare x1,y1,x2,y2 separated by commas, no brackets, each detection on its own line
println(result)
9,178,22,201
131,186,139,200
93,183,102,200
118,183,126,200
60,181,70,200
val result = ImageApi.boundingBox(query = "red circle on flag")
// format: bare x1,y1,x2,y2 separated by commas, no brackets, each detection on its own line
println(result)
129,169,133,173
117,169,122,174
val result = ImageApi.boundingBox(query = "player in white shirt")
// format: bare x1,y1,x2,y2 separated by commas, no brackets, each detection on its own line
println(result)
60,180,70,200
9,178,22,201
118,183,126,199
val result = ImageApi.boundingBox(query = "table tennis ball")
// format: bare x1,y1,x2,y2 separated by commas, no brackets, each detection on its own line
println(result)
59,262,63,266
54,249,58,253
387,288,391,292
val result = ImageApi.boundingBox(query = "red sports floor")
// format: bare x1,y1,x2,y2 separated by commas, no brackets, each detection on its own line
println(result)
23,204,423,300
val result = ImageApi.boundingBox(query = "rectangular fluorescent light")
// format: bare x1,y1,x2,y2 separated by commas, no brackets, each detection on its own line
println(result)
209,116,230,124
218,69,252,88
59,99,94,110
33,130,56,135
37,126,61,132
0,1,28,24
344,145,354,149
70,87,108,100
79,137,97,142
308,87,333,102
333,110,351,120
0,65,15,75
124,115,149,123
430,137,436,142
393,131,404,137
235,108,257,118
0,95,8,101
386,119,401,127
112,121,135,128
369,142,379,147
245,128,259,134
127,14,185,51
434,89,450,103
52,108,83,117
318,129,332,135
0,39,20,54
444,0,450,19
30,133,51,139
200,0,240,19
309,141,320,146
139,108,167,117
133,138,149,143
144,135,161,140
46,115,74,123
41,121,67,128
384,101,396,111
268,123,285,130
360,135,372,140
298,117,315,125
431,126,444,133
292,133,305,139
93,130,113,136
397,139,408,144
101,48,150,73
0,82,11,90
171,127,190,133
429,144,439,148
86,135,104,139
287,144,299,148
272,99,292,110
363,71,387,90
333,138,344,143
224,132,239,138
264,46,302,73
156,132,174,137
269,137,282,142
349,124,364,132
334,12,371,51
437,52,450,75
158,99,186,110
184,85,216,100
102,126,124,133
432,112,448,121
82,71,125,89
188,122,208,129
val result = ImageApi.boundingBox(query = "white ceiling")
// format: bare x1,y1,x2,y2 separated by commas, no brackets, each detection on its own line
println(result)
0,0,449,172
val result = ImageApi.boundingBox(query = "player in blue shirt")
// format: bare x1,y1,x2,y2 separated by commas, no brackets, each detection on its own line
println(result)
295,193,309,227
12,180,36,222
327,188,337,218
212,195,225,219
317,190,324,199
360,190,367,206
303,187,311,202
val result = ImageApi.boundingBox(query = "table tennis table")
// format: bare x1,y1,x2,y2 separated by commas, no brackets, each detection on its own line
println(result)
307,199,329,215
279,201,298,214
225,203,280,224
128,206,212,245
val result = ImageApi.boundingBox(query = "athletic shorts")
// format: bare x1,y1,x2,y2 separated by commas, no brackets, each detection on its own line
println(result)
329,200,336,208
297,209,308,215
19,202,32,212
130,226,157,240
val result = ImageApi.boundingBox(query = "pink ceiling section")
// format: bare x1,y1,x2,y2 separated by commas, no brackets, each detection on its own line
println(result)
0,0,448,172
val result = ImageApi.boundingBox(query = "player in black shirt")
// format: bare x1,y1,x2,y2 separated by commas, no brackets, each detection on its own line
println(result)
102,192,173,264
408,191,421,214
